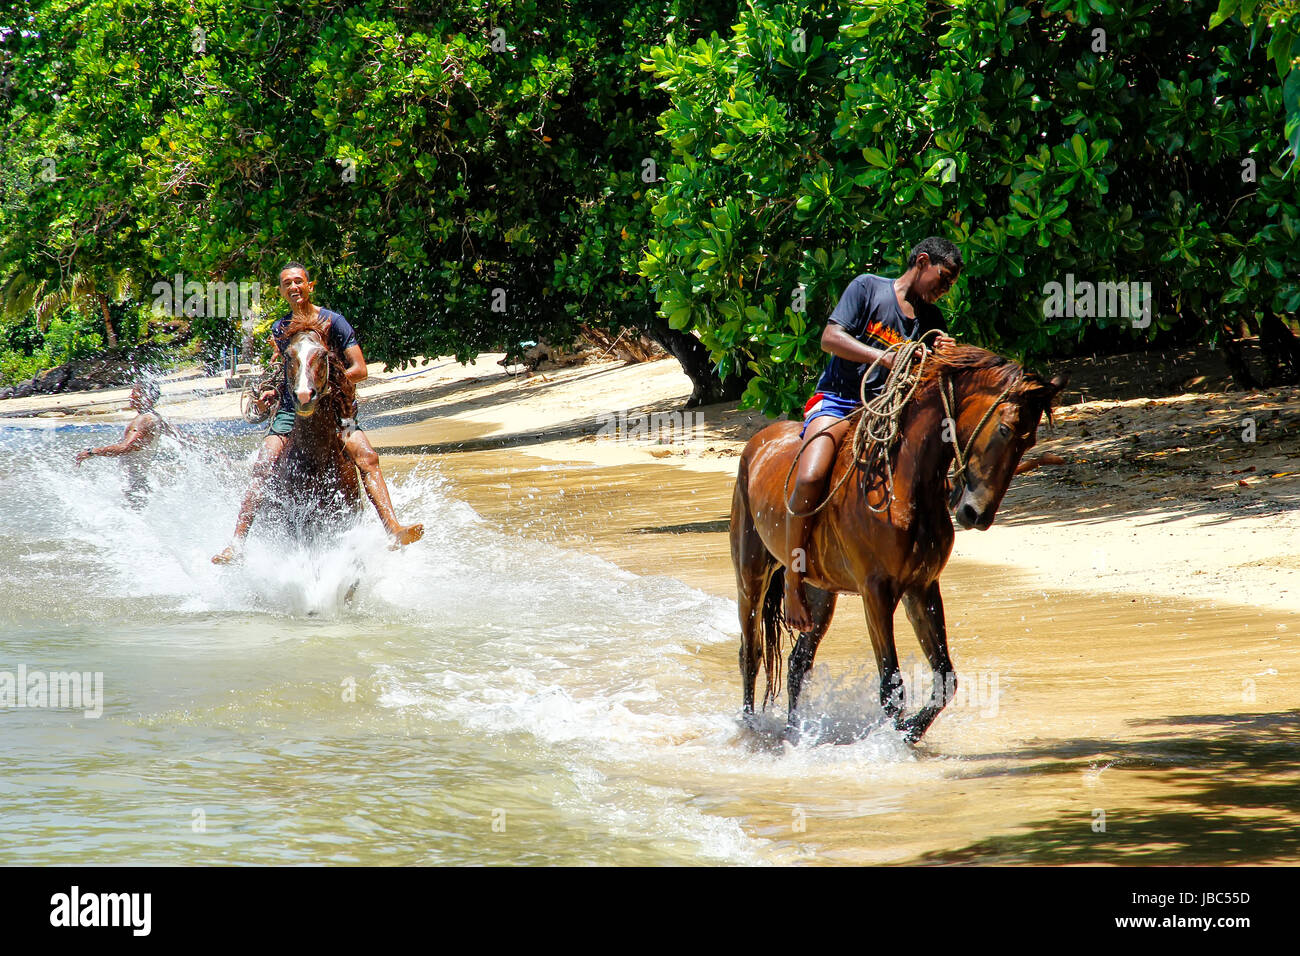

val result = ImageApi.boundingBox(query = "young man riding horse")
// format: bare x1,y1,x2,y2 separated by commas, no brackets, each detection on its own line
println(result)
212,263,424,563
783,237,961,631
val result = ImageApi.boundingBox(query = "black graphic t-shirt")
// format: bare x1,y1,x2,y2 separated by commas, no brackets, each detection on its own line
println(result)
815,274,942,400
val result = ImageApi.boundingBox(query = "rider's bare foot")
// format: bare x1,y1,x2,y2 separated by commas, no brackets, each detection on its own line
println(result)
387,523,424,550
783,573,814,632
211,545,241,565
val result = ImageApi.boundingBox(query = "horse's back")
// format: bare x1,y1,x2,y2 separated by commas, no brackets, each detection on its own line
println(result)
740,419,803,483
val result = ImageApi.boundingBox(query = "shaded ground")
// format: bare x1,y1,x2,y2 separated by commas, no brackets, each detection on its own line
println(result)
920,711,1300,865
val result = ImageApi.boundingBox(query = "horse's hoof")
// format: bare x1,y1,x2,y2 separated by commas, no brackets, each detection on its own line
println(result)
780,722,803,746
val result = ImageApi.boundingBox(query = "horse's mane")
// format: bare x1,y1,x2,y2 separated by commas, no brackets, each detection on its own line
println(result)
916,343,1056,420
918,343,1023,391
283,312,356,420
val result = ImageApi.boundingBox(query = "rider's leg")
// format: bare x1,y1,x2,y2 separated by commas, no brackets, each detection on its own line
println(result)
783,415,845,632
342,429,424,546
212,433,288,563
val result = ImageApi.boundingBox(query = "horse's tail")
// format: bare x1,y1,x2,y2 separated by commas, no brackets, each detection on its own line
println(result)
760,563,794,707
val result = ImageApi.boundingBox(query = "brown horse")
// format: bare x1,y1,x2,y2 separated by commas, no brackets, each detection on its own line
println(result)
260,316,363,542
730,344,1065,743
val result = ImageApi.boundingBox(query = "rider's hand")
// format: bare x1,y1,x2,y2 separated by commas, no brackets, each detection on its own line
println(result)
257,389,277,411
933,333,957,351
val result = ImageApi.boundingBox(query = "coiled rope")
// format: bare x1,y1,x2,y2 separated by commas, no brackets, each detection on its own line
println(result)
240,359,283,424
783,329,944,517
783,330,1018,518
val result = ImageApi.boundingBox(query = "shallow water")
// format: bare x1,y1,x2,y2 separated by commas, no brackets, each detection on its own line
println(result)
2,422,1298,865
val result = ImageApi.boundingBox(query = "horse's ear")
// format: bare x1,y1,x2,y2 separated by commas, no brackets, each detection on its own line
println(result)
1022,373,1067,424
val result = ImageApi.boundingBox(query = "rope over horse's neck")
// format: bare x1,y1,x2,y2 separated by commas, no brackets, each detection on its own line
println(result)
782,339,1021,519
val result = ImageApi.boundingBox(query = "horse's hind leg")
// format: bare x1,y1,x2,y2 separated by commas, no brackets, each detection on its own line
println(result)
900,580,954,743
787,585,837,716
730,463,771,717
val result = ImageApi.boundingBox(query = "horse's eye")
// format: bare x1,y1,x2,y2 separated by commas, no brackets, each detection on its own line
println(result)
998,423,1012,439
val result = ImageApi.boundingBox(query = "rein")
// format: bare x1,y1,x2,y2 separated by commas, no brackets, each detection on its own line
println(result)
940,376,1015,495
783,331,1013,517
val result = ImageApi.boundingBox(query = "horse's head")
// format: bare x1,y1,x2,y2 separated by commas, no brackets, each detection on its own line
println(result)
924,346,1066,531
284,328,331,418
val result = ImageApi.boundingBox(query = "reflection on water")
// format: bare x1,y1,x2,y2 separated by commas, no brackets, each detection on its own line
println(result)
1,423,1298,865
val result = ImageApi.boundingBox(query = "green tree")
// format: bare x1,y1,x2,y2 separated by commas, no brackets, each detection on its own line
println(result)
642,0,1300,417
1,0,741,401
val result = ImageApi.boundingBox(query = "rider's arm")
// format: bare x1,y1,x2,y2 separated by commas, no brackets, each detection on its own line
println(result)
821,323,897,370
343,344,367,384
257,338,283,411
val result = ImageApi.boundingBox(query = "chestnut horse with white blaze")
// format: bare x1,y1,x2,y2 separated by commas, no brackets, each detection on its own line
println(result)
261,315,363,541
730,344,1065,742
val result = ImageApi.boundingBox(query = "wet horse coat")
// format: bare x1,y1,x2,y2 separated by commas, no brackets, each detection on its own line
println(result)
260,320,363,543
729,345,1065,742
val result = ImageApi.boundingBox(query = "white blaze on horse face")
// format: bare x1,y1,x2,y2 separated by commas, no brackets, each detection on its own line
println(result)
292,337,327,415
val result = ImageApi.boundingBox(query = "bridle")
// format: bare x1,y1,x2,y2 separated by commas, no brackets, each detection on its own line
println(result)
939,376,1017,494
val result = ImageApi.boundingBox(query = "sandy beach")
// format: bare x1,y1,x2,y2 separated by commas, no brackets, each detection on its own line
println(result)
10,349,1297,612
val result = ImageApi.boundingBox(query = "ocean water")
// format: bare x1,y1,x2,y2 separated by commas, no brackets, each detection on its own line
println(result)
10,418,1281,865
4,423,946,864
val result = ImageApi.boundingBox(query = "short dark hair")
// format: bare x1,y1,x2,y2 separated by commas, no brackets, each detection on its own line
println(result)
907,237,963,272
279,261,310,281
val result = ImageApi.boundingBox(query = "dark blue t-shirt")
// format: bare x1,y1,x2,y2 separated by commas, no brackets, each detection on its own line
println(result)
815,274,942,400
272,308,358,408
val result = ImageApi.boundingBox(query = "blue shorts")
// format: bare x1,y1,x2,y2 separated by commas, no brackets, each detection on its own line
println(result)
267,405,362,436
800,391,862,437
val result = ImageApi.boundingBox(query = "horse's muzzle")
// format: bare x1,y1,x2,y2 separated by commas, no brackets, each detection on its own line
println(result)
954,492,995,531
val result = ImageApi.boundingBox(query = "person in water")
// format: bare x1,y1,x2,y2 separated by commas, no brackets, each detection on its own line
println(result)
74,379,177,507
212,262,423,563
783,237,961,631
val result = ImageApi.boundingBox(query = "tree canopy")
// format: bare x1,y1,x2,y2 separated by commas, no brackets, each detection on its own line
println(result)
2,0,1298,411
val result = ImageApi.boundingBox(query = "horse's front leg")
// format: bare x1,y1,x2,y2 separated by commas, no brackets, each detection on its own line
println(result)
900,580,955,743
861,578,904,731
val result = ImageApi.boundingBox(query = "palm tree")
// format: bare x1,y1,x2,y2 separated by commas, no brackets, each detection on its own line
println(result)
0,267,132,347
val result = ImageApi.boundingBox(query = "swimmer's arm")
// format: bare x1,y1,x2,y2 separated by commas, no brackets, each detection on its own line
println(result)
75,416,158,463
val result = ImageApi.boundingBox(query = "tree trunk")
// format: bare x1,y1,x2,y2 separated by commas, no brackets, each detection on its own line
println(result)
1219,329,1257,390
642,317,747,407
97,293,118,349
